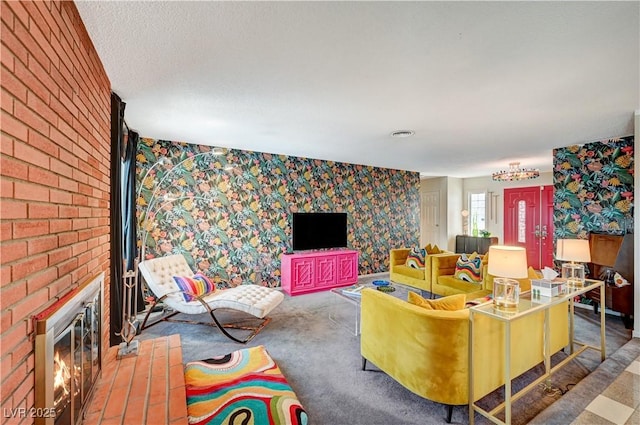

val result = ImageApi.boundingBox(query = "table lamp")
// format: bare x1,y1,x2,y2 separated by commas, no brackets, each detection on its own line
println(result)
556,239,591,287
488,245,528,309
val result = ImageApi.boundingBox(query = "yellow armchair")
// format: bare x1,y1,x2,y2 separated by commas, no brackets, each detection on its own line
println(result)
430,253,488,297
389,248,431,292
390,248,456,293
360,289,568,422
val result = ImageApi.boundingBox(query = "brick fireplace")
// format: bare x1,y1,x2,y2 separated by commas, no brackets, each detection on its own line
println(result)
32,271,188,425
34,273,104,425
1,1,112,420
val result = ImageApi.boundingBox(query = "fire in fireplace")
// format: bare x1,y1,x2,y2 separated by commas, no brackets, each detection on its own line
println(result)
34,273,104,425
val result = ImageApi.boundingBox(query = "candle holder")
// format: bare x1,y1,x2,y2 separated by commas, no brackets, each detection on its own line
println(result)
461,210,470,236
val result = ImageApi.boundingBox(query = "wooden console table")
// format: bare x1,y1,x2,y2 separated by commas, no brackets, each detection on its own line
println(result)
468,280,605,425
455,235,498,255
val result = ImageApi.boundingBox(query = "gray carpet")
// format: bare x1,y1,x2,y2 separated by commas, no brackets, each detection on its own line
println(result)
136,274,632,425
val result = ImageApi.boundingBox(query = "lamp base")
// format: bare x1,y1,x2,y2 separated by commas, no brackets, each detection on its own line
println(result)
562,263,585,288
493,278,520,308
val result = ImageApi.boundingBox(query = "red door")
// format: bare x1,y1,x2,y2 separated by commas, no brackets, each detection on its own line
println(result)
540,186,554,267
503,186,554,270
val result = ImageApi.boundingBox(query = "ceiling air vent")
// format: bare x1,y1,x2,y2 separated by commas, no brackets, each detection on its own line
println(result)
390,130,415,138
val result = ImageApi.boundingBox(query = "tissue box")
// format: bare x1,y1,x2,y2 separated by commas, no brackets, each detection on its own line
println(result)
531,279,566,297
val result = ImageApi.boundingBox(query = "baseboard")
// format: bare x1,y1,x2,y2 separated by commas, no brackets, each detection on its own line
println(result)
358,271,389,279
573,301,621,317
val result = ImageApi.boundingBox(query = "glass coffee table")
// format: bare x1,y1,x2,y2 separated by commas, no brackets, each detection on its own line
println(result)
329,281,410,335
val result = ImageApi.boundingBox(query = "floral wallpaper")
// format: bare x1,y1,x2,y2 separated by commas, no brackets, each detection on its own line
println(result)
136,138,420,287
553,136,634,239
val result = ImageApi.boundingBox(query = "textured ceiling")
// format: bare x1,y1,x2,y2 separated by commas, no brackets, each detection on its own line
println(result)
76,1,639,178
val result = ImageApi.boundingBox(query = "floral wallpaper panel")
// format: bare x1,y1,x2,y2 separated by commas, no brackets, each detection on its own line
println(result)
553,136,634,240
136,139,421,287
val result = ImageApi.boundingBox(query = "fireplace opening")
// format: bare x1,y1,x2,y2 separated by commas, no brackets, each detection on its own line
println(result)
53,329,75,424
35,273,104,425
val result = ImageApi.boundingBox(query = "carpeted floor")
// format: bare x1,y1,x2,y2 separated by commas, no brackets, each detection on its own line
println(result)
137,274,632,425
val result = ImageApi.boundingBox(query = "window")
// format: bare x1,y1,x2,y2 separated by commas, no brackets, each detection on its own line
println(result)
469,192,486,233
517,200,526,243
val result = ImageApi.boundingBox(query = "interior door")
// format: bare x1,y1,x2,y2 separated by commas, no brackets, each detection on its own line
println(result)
540,186,554,268
503,186,554,270
421,191,440,246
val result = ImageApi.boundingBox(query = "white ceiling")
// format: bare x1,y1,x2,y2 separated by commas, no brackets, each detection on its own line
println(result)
76,1,639,178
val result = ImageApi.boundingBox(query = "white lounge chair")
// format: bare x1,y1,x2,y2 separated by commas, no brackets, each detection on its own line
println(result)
138,254,284,343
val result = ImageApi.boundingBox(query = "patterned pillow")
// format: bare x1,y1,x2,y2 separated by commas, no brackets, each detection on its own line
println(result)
405,247,426,269
454,253,483,283
173,273,216,302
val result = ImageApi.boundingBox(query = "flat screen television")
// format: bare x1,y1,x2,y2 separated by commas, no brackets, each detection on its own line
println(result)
292,212,348,251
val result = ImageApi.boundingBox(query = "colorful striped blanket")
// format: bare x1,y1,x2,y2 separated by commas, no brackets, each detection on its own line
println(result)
184,345,308,425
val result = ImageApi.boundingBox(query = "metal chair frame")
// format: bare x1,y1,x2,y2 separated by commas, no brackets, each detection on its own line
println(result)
139,289,271,343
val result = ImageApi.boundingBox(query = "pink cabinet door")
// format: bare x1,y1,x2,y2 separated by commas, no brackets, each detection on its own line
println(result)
315,257,337,287
336,253,358,284
291,258,315,291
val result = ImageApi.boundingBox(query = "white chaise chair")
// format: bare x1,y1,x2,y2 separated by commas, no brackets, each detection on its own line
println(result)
138,254,284,343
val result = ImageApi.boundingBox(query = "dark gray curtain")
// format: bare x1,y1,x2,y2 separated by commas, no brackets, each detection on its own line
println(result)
110,92,125,346
122,130,138,272
110,93,144,346
122,129,143,314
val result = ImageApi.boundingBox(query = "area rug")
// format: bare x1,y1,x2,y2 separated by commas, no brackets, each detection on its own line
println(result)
184,345,308,425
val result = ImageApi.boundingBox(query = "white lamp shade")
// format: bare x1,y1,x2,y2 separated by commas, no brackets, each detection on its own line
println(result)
556,239,591,262
487,245,528,279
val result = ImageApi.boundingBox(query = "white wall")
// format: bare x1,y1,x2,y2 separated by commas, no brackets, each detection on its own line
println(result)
462,172,553,243
446,177,463,251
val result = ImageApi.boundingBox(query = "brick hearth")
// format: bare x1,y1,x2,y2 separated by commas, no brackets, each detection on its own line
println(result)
83,335,188,424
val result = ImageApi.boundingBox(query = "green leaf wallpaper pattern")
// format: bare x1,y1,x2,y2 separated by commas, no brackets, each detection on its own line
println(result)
136,139,421,287
553,136,634,239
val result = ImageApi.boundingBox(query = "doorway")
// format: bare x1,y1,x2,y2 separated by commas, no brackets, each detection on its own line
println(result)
421,190,440,247
503,185,554,270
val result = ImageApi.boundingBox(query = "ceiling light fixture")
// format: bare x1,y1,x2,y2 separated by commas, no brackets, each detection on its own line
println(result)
390,130,415,138
492,162,540,182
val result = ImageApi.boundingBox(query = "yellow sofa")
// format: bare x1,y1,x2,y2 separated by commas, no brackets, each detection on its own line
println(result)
360,288,568,422
389,248,456,293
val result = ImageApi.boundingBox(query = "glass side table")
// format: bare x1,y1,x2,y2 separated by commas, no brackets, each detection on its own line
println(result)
468,279,605,425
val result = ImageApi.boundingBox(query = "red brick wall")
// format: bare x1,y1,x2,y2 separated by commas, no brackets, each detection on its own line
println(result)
1,1,111,421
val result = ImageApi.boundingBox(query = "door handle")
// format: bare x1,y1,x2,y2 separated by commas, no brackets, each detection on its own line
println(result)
534,224,541,238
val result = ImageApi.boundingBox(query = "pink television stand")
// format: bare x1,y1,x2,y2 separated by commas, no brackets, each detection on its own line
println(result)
280,249,359,296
